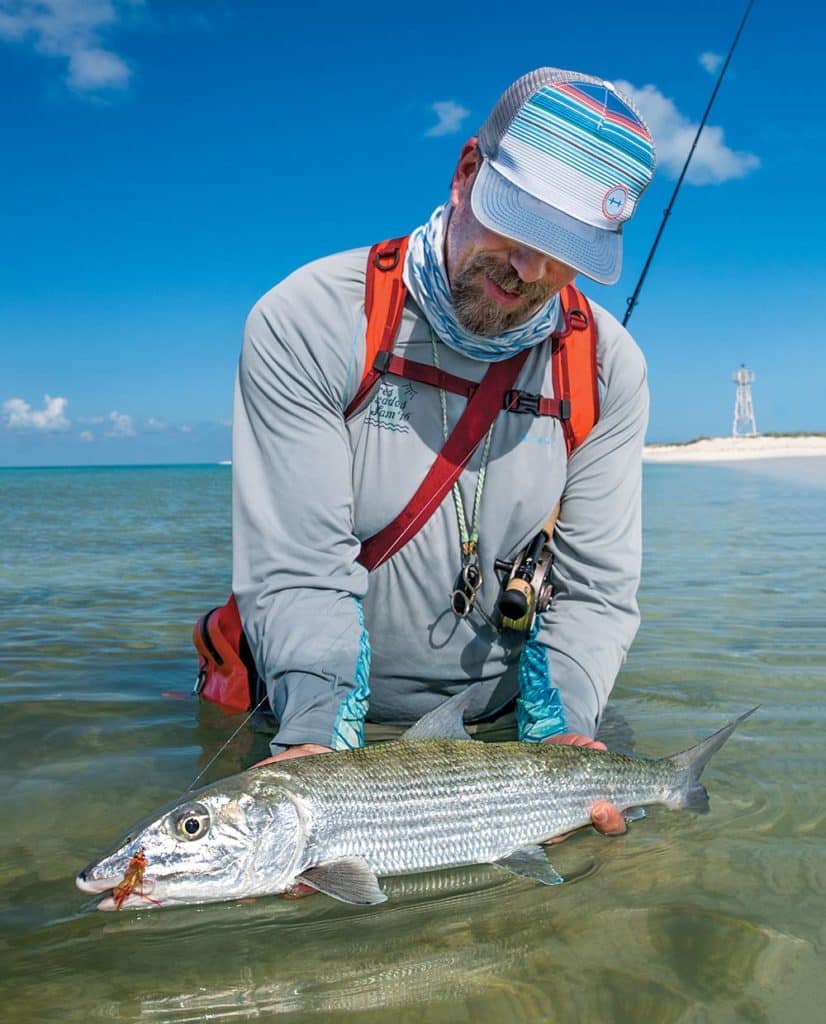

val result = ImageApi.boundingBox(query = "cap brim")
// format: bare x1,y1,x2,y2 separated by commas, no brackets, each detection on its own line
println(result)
471,160,622,286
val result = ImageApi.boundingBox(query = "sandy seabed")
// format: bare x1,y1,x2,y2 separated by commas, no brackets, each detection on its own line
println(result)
643,435,826,463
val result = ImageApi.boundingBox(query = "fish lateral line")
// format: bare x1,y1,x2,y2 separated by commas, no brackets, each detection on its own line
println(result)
75,697,758,911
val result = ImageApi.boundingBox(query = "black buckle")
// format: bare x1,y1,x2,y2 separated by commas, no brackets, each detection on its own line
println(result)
504,389,541,416
372,350,392,374
504,390,571,420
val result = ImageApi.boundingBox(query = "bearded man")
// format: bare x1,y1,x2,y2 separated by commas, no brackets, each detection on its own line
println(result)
231,67,655,839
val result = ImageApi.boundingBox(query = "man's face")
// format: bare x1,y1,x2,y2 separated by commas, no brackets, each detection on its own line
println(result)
444,141,578,336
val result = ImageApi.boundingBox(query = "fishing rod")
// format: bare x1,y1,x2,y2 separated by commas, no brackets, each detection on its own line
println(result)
623,0,755,326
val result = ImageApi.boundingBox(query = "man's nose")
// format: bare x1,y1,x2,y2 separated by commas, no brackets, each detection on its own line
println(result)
509,246,553,283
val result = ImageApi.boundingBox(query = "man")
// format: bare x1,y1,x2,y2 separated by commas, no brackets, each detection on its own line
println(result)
233,65,654,835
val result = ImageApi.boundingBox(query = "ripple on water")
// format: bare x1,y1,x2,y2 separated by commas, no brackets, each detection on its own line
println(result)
1,464,825,1023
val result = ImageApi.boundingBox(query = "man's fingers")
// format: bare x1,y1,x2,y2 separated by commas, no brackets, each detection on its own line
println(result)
544,733,607,750
542,830,574,846
544,800,628,846
280,882,315,900
252,755,281,768
590,800,627,835
252,744,334,768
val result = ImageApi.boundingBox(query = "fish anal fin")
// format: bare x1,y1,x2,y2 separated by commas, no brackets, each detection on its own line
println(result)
296,858,387,906
399,683,485,741
492,845,564,886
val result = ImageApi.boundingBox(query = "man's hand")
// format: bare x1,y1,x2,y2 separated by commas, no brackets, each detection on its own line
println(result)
545,732,607,751
252,743,333,768
543,733,627,839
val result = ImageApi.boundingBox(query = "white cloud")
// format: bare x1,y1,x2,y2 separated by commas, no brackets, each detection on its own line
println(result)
179,424,192,433
105,410,135,437
3,394,70,431
68,44,129,90
699,51,723,76
424,100,471,138
0,1,139,94
79,429,94,442
145,416,167,431
616,80,760,185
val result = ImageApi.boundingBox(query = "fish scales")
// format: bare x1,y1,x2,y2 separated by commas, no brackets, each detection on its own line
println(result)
270,740,671,876
76,698,755,910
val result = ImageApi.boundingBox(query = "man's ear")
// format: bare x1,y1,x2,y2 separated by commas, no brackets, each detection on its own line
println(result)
449,137,480,208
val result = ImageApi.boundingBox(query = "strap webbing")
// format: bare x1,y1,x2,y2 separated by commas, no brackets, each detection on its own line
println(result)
374,352,477,399
344,236,410,418
358,349,530,572
552,285,600,454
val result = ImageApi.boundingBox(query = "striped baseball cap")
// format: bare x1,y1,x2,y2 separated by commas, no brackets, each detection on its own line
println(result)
473,68,656,285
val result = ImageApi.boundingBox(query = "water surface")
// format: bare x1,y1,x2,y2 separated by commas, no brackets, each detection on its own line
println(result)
1,462,823,1022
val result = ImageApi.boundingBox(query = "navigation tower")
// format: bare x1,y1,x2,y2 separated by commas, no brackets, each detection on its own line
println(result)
732,365,758,437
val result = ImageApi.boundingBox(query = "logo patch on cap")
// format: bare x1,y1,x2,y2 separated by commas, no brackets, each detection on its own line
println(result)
602,186,628,220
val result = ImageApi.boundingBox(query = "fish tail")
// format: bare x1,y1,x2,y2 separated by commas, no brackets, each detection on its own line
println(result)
664,707,758,813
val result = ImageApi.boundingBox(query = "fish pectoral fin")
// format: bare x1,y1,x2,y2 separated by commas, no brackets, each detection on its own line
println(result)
491,845,564,886
296,858,387,906
399,683,485,741
623,806,646,823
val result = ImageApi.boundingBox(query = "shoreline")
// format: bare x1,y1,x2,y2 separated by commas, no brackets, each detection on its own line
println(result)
643,435,826,463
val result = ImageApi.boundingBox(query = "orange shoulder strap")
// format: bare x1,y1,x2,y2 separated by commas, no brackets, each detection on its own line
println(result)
343,236,410,418
553,284,600,454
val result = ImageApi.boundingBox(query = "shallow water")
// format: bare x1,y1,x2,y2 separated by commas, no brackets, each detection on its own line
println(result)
1,462,824,1023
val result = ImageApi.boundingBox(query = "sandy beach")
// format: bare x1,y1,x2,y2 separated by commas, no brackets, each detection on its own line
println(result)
643,435,826,463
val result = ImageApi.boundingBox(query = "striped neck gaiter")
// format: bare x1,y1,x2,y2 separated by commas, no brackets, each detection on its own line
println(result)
403,203,561,363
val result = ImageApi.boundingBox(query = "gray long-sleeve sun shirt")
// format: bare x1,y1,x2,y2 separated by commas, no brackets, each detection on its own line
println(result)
232,246,648,752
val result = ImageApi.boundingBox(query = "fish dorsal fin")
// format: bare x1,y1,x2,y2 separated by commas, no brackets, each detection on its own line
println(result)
297,858,387,905
399,683,486,741
492,845,564,886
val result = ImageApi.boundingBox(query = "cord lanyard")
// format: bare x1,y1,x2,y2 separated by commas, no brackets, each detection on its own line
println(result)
431,331,493,619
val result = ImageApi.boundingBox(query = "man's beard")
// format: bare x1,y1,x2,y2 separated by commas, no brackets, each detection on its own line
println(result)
450,254,554,336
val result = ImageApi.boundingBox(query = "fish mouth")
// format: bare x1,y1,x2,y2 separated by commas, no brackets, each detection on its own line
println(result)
75,872,120,911
75,870,162,912
96,893,125,912
75,871,119,896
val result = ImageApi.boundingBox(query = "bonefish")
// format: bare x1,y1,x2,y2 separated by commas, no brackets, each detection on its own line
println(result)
76,689,755,909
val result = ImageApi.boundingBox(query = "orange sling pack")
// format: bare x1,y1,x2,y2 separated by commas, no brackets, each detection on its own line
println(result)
193,237,599,712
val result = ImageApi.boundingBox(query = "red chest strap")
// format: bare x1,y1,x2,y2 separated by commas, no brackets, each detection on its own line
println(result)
366,286,598,455
376,350,570,420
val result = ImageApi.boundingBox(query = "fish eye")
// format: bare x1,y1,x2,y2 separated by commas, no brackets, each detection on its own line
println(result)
173,803,210,842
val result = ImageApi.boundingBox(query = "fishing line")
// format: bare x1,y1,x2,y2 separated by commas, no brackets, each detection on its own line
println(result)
623,0,755,326
185,694,269,792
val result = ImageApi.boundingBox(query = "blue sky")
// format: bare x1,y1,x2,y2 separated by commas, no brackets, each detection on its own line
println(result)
2,0,824,465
